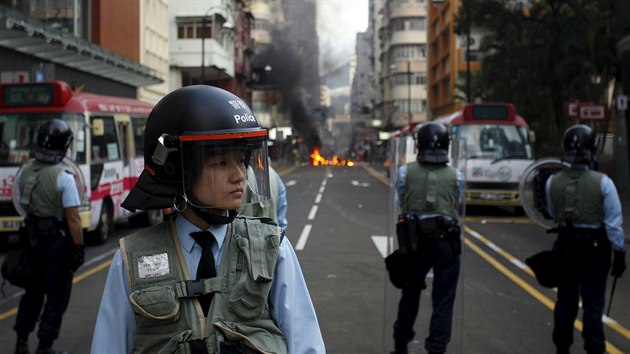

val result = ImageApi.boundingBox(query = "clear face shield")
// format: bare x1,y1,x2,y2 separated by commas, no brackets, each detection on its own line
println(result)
180,136,270,212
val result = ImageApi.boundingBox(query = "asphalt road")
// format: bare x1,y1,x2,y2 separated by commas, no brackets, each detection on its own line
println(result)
0,164,628,354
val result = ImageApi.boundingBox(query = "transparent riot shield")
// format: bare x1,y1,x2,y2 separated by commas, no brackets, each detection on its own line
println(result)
383,133,412,352
518,157,569,229
382,133,466,353
450,135,468,353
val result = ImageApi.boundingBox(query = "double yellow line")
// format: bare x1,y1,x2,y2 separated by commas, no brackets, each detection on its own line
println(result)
464,226,629,354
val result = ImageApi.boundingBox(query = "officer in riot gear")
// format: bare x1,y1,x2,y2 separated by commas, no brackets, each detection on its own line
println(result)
545,124,626,354
13,119,84,354
389,122,464,354
91,85,324,354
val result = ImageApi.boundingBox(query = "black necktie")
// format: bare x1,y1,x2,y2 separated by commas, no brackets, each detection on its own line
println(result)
190,230,217,315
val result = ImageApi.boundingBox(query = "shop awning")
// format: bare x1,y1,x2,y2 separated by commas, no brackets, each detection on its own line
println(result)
0,6,162,87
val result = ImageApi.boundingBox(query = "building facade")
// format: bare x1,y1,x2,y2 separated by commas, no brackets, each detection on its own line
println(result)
0,0,165,99
427,0,481,117
379,0,429,129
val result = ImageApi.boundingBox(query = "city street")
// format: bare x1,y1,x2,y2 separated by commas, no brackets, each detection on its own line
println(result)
0,164,628,354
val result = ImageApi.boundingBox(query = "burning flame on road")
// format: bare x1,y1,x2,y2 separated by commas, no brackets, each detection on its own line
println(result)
310,147,354,166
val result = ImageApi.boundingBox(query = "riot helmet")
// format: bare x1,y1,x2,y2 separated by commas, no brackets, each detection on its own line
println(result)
31,118,73,164
416,122,450,164
562,124,598,164
121,85,270,225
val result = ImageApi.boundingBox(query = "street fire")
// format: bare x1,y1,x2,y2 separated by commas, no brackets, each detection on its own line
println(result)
310,147,353,166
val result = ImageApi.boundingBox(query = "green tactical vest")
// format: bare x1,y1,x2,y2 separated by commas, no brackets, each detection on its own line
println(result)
402,162,458,219
120,216,287,354
239,169,280,224
550,167,604,225
19,161,64,217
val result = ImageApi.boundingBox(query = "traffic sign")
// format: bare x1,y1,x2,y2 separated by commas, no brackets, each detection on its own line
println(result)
579,105,606,120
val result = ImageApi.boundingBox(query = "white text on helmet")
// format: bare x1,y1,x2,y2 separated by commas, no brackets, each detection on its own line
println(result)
234,113,256,124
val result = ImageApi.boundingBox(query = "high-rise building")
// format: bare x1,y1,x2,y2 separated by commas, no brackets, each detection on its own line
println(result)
168,0,252,102
378,0,429,129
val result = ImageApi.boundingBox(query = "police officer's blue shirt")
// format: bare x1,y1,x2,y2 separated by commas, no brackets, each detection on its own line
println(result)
396,164,465,219
58,170,81,210
277,173,288,229
91,214,325,354
545,172,625,252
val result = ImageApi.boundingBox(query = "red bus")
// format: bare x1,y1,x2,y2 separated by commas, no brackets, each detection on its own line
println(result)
0,80,160,246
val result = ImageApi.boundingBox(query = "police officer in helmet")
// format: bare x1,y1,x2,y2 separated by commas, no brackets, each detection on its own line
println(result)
14,119,84,354
390,122,464,354
545,124,626,354
91,85,324,353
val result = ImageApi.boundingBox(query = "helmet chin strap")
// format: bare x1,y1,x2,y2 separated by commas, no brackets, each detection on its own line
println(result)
186,194,236,225
191,206,236,225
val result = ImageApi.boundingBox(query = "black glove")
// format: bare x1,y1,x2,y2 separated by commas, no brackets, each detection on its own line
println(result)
69,244,85,272
611,250,626,278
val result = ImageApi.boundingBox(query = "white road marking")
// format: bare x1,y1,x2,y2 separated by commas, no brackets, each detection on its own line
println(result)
296,224,312,250
351,180,370,187
315,193,322,203
285,180,297,187
308,205,319,220
371,235,389,258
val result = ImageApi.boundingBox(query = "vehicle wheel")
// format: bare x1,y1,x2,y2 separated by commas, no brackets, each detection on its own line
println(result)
90,201,113,245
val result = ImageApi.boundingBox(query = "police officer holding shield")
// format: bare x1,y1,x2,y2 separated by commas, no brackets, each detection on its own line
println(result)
13,119,84,354
545,124,626,354
390,122,464,354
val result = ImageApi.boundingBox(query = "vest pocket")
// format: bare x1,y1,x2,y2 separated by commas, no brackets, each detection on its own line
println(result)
215,321,287,354
130,285,181,322
228,235,277,320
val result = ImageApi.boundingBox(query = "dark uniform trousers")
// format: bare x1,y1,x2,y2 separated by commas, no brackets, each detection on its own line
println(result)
393,239,460,353
14,235,73,342
553,234,611,354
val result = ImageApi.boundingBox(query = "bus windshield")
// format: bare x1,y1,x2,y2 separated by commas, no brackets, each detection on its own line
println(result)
0,113,86,166
454,124,532,160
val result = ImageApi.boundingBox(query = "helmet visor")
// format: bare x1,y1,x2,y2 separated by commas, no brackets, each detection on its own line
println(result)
180,132,270,211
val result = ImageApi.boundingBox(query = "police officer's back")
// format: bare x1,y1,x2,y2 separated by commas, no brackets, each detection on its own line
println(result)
390,122,463,354
14,119,84,354
545,124,626,354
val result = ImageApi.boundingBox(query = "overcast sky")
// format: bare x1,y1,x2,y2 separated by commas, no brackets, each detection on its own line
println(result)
316,0,369,72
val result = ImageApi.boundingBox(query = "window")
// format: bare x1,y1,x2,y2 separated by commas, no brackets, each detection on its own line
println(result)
177,21,212,39
91,116,120,162
0,112,85,165
131,116,146,156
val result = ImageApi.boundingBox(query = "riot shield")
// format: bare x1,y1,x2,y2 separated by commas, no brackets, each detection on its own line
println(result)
518,157,569,229
383,134,410,352
382,134,466,353
12,157,87,217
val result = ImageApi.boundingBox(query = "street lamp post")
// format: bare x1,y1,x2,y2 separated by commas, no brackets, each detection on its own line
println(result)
201,5,233,84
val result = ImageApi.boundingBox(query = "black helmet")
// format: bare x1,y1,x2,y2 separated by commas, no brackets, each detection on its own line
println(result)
562,124,598,164
32,119,73,163
416,122,449,164
122,85,270,214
